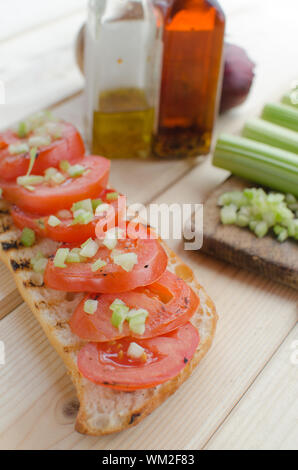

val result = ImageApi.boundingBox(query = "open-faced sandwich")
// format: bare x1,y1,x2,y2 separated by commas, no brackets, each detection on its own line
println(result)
0,112,217,435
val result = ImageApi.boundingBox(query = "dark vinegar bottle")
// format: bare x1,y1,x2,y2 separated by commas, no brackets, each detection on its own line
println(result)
153,0,225,158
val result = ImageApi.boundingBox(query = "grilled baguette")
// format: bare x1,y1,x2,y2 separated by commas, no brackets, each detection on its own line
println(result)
0,199,217,436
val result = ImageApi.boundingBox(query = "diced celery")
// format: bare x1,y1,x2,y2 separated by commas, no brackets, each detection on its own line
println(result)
72,199,93,214
53,248,70,268
9,143,29,154
48,215,61,227
44,167,58,179
127,308,148,320
254,221,268,238
27,110,57,130
92,198,103,211
91,258,107,272
32,257,48,273
28,136,51,148
17,175,44,188
218,191,247,208
127,308,148,335
59,160,70,172
20,227,35,247
106,192,119,201
79,238,99,258
17,121,29,138
102,228,124,250
218,186,297,243
51,172,65,185
43,122,62,139
112,252,138,272
110,299,129,332
67,247,86,263
129,317,146,335
220,205,237,224
236,213,249,227
31,251,44,265
66,251,81,263
127,342,145,359
84,299,98,315
67,164,85,177
286,219,298,237
72,209,94,225
274,226,288,242
249,220,258,231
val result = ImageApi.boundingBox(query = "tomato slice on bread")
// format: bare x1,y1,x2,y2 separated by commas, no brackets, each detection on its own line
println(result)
77,322,199,390
0,122,84,181
44,237,168,293
1,156,110,215
11,189,120,243
70,270,199,341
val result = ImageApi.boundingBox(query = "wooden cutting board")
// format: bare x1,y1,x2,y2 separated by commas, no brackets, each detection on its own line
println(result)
196,176,298,290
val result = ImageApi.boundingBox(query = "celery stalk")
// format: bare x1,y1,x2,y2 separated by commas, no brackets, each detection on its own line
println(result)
213,134,298,197
261,103,298,132
243,118,298,154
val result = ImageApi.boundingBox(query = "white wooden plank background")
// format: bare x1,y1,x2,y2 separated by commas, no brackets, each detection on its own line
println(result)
0,0,297,450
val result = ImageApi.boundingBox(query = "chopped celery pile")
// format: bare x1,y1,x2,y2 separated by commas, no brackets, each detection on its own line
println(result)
218,188,298,242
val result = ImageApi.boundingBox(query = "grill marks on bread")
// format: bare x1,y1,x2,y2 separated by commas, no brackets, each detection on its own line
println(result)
0,218,13,234
2,240,19,251
10,258,31,271
0,208,218,436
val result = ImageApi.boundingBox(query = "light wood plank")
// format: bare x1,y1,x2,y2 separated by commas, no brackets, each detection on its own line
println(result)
205,326,298,450
1,0,298,449
0,270,296,449
0,12,85,129
0,264,22,320
1,0,87,42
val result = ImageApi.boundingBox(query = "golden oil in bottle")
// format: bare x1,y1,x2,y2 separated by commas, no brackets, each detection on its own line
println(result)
84,0,163,159
92,88,155,159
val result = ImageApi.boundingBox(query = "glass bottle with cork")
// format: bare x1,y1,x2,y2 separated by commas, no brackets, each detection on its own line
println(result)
153,0,225,158
84,0,163,159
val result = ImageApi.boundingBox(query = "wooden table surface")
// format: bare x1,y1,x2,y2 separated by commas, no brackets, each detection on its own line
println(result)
0,0,297,450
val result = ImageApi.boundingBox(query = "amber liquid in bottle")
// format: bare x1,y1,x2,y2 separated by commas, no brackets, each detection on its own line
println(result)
153,0,225,158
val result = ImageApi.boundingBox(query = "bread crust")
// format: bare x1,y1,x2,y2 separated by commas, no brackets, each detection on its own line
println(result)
0,205,218,436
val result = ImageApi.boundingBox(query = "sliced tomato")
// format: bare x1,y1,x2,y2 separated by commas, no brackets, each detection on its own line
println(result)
0,140,8,150
11,189,120,243
1,156,110,215
44,237,168,293
126,221,157,240
70,270,199,341
0,122,85,181
77,322,199,390
11,205,46,237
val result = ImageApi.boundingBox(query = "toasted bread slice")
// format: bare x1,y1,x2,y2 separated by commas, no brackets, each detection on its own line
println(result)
0,200,218,436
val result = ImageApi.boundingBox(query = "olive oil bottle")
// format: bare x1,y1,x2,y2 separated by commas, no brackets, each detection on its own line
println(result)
92,88,155,159
84,0,163,159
